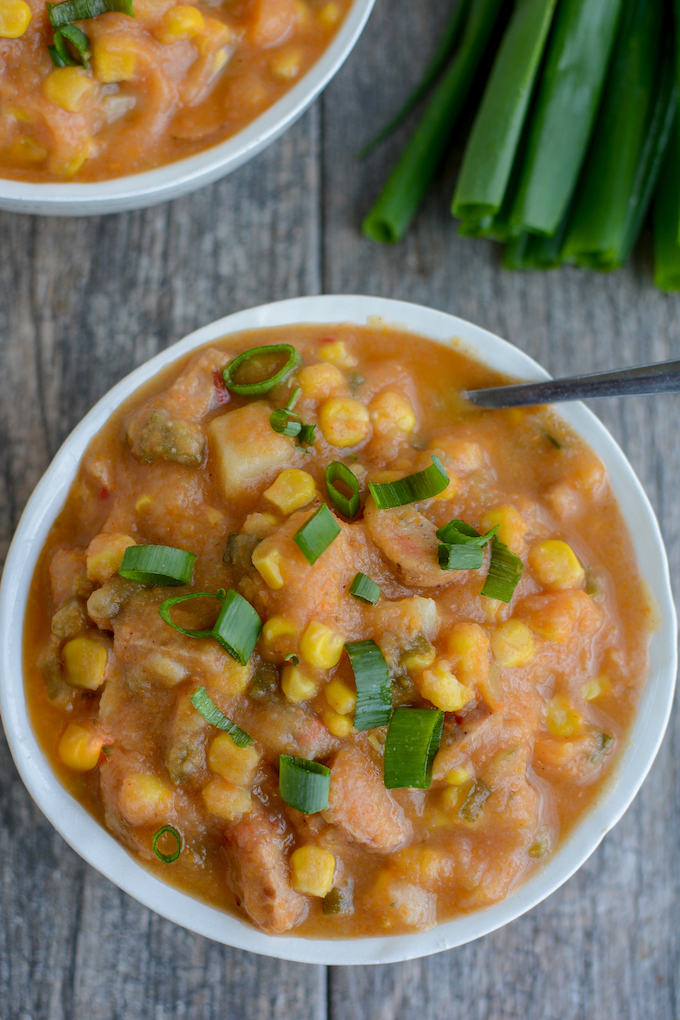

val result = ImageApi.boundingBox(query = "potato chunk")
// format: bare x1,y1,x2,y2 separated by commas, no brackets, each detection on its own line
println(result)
208,402,297,498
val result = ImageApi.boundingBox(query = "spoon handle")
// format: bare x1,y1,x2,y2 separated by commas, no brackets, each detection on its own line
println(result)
465,359,680,408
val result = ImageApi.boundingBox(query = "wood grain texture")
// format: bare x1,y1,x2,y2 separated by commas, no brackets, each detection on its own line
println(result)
1,0,680,1016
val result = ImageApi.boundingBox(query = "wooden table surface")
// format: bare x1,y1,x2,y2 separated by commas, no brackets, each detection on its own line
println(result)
1,2,679,1018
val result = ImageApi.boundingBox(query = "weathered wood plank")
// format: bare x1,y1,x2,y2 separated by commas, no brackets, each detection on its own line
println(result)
0,110,324,1020
322,0,680,1017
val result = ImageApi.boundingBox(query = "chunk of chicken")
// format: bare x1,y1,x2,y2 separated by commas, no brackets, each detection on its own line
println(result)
324,743,412,853
225,806,307,934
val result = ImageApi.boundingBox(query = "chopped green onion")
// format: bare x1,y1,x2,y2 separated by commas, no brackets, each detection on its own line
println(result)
349,572,381,605
293,504,341,564
326,461,360,519
119,545,196,586
368,455,448,509
279,755,331,813
322,881,354,916
452,0,558,221
458,778,491,822
654,119,680,291
298,423,316,446
358,0,472,158
384,707,444,789
270,407,303,438
223,344,301,396
152,825,181,863
49,24,91,66
47,0,134,28
345,639,392,730
286,386,301,411
284,652,300,665
190,685,253,747
436,519,497,570
481,536,524,602
159,588,261,665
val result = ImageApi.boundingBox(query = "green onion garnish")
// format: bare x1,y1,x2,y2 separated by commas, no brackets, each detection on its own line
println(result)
436,519,498,570
223,344,301,396
349,572,381,605
152,825,181,863
47,0,134,28
270,407,302,438
286,386,301,411
279,755,331,814
159,588,262,665
383,707,444,789
190,685,254,747
118,545,196,586
326,461,360,519
480,536,524,602
345,639,392,730
293,504,341,564
49,24,90,67
368,455,449,509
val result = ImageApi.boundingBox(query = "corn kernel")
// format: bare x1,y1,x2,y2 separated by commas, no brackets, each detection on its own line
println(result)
418,659,473,712
264,469,316,514
546,694,582,737
197,16,232,55
92,41,136,83
325,678,356,716
282,663,317,703
401,639,436,672
447,621,489,682
529,540,585,590
0,0,32,38
300,620,345,669
445,767,472,786
480,505,528,554
118,773,173,826
49,144,92,177
154,4,205,43
298,362,347,400
62,636,108,691
440,781,470,814
432,470,460,502
490,619,535,668
202,777,252,821
208,731,260,786
319,397,371,448
135,494,153,512
319,340,357,368
290,845,336,897
8,136,47,163
582,673,610,701
86,532,136,583
269,46,302,80
57,723,103,771
262,615,298,652
318,1,340,27
251,541,285,589
294,0,310,26
322,705,353,738
242,511,278,536
44,67,97,114
370,391,416,436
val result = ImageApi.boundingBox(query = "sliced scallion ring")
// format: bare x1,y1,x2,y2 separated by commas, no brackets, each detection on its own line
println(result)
286,386,301,411
119,545,196,586
383,707,444,789
279,755,331,813
293,503,341,564
349,572,381,605
481,536,524,603
368,455,449,509
435,520,498,571
152,825,181,863
326,461,360,518
159,588,261,665
223,344,301,396
345,639,392,730
51,24,90,66
47,0,134,28
270,407,302,438
159,590,225,639
190,686,254,747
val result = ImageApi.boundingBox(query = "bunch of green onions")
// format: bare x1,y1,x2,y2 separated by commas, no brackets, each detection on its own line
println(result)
362,0,680,290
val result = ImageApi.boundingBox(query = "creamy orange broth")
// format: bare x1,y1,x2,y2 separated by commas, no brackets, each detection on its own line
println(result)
0,0,349,182
24,323,652,938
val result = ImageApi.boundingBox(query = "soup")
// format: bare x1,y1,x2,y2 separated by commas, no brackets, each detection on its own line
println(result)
0,0,350,181
23,323,652,937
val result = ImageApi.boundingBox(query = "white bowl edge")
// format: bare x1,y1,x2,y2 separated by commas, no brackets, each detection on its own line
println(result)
0,295,675,966
0,0,375,217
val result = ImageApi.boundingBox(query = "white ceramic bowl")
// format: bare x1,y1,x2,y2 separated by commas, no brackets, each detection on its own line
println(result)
0,296,675,964
0,0,374,217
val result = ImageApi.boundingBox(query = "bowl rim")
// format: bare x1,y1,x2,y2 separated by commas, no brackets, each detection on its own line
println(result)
0,0,375,216
0,295,676,965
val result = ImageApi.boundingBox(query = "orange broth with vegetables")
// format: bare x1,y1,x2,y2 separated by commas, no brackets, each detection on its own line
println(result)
0,0,350,182
24,323,652,938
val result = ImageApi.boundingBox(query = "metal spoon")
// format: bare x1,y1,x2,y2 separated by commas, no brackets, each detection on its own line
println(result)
465,358,680,408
